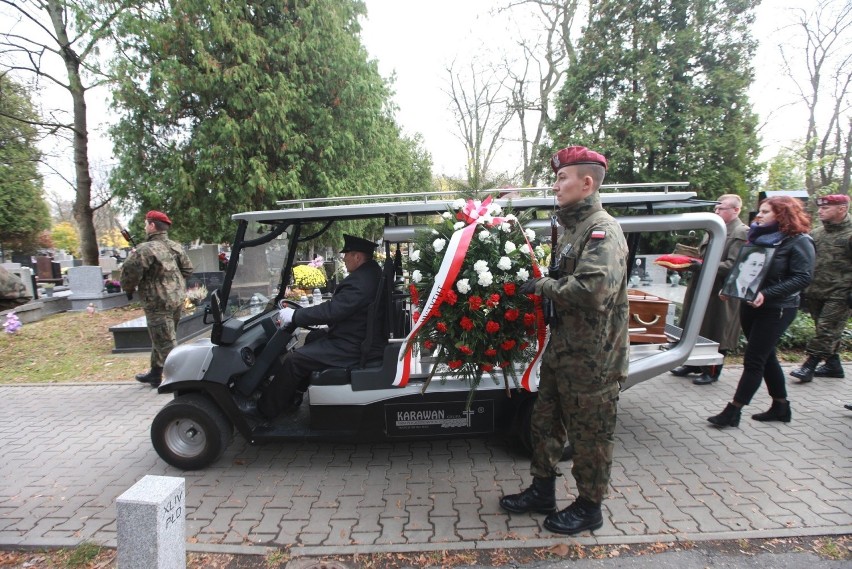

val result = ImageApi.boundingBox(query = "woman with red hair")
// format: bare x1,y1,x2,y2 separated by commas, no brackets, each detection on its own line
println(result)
709,196,815,428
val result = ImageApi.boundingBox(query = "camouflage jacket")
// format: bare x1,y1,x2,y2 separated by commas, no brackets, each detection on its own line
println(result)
120,232,193,312
535,193,630,387
0,266,32,310
807,213,852,299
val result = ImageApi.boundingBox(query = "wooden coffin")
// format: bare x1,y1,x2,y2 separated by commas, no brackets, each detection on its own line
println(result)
627,289,671,343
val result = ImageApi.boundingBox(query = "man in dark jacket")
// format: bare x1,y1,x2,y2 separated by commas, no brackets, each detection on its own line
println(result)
253,234,386,419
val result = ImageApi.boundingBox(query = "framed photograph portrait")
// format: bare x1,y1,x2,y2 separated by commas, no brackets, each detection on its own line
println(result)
721,245,775,302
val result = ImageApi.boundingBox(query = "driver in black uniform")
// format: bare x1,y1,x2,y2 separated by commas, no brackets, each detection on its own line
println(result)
243,234,386,419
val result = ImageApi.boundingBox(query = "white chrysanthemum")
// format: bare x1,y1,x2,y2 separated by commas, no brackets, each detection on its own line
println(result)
497,256,512,271
409,250,420,262
456,278,471,294
452,199,466,210
453,221,465,230
504,213,518,223
535,245,546,258
516,267,530,281
520,243,531,255
499,222,512,233
441,211,452,219
478,230,491,242
477,271,494,287
433,238,447,252
525,228,536,241
412,270,422,283
504,241,517,254
478,215,493,225
473,260,489,274
487,202,503,216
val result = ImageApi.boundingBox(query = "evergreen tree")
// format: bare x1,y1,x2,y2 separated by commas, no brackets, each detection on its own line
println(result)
0,75,51,255
109,0,431,242
549,0,761,200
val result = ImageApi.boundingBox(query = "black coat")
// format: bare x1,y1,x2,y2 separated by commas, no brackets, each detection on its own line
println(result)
759,234,815,309
292,259,386,367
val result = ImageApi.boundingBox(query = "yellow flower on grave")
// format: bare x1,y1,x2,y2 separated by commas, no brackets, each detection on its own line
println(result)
292,264,327,289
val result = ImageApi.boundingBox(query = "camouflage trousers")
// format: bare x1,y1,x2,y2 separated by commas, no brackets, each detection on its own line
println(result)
145,306,182,368
530,359,620,504
805,297,851,357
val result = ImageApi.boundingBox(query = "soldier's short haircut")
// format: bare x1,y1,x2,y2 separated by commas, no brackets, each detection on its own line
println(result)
150,219,170,232
578,163,607,191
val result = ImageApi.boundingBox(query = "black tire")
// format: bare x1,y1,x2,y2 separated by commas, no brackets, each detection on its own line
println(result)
151,393,233,470
517,398,573,462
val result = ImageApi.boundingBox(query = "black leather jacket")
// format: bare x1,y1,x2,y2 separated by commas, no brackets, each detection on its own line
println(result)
759,233,815,309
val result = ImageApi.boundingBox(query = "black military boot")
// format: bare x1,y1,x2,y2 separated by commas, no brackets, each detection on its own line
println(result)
543,496,603,535
814,354,845,378
751,399,791,423
707,403,741,428
671,365,701,377
135,366,163,386
693,364,723,385
790,355,820,383
499,477,557,514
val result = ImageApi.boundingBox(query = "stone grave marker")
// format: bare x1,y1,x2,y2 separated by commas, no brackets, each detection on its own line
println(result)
68,266,104,295
99,255,118,275
186,243,219,273
116,475,185,569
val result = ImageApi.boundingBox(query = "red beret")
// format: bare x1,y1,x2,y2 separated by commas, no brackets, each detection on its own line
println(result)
551,146,608,173
816,194,850,206
146,210,172,225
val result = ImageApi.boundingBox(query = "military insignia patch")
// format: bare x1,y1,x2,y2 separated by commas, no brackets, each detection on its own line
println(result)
591,230,606,239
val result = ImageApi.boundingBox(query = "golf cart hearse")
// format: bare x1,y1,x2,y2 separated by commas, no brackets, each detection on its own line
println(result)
151,184,726,470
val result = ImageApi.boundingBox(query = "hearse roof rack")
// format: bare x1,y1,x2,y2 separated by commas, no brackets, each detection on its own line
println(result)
233,181,704,224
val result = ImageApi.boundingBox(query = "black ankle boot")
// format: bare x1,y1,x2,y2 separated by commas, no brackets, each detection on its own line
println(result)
693,364,723,385
671,365,701,377
752,400,791,422
499,477,557,514
543,496,603,535
790,355,820,383
814,354,845,378
135,366,163,386
708,403,741,428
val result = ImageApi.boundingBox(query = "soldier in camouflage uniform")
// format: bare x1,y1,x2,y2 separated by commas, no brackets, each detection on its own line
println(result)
791,194,851,383
500,146,629,535
0,266,32,311
120,211,193,386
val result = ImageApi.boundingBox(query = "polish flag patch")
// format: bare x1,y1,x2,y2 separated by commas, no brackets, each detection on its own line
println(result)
590,230,606,239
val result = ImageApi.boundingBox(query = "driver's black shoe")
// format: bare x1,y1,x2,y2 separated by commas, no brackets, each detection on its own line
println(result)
135,367,162,386
671,365,700,377
232,392,262,418
543,497,603,535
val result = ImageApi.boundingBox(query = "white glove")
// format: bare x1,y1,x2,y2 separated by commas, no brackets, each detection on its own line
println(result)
277,307,295,327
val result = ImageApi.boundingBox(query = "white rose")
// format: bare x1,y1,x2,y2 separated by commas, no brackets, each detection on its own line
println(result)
520,244,531,255
410,250,421,262
487,202,503,216
433,238,447,252
477,271,494,287
525,228,536,241
504,241,517,254
456,278,471,294
412,270,422,283
499,222,512,233
452,199,466,210
442,212,452,219
478,215,493,226
478,230,491,242
516,267,530,281
453,221,465,230
497,256,512,271
473,260,489,274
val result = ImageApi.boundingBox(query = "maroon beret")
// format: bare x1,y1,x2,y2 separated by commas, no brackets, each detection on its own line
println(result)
551,146,607,173
816,194,850,206
146,210,172,225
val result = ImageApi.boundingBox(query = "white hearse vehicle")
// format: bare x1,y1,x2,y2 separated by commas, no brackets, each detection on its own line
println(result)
151,184,726,469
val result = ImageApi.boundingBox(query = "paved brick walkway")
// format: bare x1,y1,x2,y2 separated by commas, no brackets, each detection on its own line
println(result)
0,364,849,557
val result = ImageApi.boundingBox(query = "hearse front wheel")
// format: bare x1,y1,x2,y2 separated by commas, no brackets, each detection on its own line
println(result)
151,393,233,470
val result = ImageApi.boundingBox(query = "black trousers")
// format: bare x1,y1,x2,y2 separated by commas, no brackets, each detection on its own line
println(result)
733,305,797,406
257,350,325,419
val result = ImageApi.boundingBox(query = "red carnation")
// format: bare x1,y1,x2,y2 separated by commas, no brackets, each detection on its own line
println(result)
500,339,517,351
459,345,473,355
499,361,511,368
460,316,474,331
424,340,435,350
504,308,520,322
486,293,501,308
448,360,463,369
486,320,500,334
409,284,420,306
469,296,483,310
523,313,536,327
484,348,497,357
519,341,529,350
413,311,421,322
443,289,458,305
436,322,448,333
481,363,494,372
503,283,516,296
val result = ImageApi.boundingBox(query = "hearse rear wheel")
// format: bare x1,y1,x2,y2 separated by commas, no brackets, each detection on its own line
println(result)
151,393,233,470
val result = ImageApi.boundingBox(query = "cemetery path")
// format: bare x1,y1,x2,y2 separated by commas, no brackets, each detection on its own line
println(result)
0,364,849,559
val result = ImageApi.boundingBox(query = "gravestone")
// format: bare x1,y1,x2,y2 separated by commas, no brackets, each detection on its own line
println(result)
116,475,185,569
642,254,668,285
99,255,118,275
186,244,219,273
35,256,62,283
185,271,224,303
67,265,129,311
4,266,35,300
